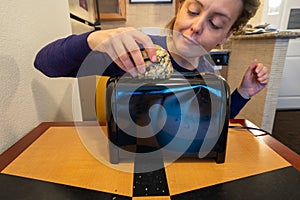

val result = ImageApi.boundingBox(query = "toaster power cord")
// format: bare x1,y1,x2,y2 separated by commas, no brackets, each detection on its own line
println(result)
228,125,272,136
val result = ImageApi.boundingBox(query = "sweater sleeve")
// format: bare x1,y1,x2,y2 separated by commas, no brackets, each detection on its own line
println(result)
230,89,250,119
34,32,92,77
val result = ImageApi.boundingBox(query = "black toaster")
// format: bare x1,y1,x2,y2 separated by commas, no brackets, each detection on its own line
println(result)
106,72,230,164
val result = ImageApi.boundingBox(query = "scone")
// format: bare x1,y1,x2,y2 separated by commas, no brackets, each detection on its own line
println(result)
138,45,173,79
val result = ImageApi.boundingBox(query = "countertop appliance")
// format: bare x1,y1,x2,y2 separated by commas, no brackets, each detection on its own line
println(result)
68,0,101,33
105,73,230,164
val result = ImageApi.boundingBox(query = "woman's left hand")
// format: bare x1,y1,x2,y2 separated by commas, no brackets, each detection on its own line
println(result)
237,60,269,99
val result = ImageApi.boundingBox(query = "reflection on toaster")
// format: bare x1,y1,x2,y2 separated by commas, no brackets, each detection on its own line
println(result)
105,72,230,164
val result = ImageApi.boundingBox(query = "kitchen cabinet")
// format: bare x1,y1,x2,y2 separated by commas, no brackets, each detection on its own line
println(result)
99,0,126,21
277,38,300,109
262,0,300,109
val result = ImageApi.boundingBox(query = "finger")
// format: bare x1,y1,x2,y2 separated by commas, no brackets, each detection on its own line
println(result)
254,62,263,72
122,36,146,74
250,59,258,69
108,37,138,76
111,37,138,75
256,65,268,77
114,57,138,77
258,72,269,84
255,69,268,86
129,49,146,74
255,72,269,86
254,62,269,83
102,42,131,73
245,59,258,76
131,30,157,62
144,46,157,62
258,77,269,85
119,28,156,71
118,53,137,74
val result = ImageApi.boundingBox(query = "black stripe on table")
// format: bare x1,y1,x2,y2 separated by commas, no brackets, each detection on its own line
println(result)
133,145,170,197
171,166,300,200
0,173,131,200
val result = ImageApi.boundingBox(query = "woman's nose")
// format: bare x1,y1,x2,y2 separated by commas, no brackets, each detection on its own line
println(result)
190,16,205,35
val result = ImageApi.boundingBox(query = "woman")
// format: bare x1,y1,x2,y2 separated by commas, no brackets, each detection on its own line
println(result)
34,0,268,118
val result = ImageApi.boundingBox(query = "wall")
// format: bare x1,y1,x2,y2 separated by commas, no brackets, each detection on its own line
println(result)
248,0,265,27
0,0,80,154
0,0,266,155
99,0,264,32
100,0,176,29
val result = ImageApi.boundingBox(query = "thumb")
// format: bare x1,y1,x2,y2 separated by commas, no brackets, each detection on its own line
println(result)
245,59,258,76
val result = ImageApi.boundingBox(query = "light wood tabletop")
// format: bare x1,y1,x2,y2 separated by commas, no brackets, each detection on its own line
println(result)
1,119,300,199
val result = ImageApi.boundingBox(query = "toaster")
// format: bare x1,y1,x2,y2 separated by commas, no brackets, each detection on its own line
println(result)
105,72,230,164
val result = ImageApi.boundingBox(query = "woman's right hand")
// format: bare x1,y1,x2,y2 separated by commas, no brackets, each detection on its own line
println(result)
87,27,157,77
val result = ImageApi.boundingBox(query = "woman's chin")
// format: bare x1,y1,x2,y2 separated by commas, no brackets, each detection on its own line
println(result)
175,44,208,58
173,38,207,57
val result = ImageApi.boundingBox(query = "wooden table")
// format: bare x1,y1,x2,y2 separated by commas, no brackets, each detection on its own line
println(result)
1,119,300,199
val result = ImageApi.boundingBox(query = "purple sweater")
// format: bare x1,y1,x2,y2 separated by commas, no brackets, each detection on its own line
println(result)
34,32,249,118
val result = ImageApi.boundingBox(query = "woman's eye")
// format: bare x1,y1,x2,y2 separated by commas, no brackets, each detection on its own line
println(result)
187,9,199,16
209,20,221,29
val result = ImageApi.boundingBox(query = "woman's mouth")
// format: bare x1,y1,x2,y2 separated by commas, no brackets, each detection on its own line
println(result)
181,34,200,46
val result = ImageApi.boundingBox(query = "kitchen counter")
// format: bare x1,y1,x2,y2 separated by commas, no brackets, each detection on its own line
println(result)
232,31,300,40
225,31,300,132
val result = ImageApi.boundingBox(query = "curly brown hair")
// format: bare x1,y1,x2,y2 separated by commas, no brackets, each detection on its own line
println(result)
166,0,261,33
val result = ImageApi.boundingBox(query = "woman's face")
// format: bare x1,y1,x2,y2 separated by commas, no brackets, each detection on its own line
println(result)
172,0,243,55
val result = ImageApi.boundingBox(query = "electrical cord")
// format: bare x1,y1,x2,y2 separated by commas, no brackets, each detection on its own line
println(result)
228,125,272,136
